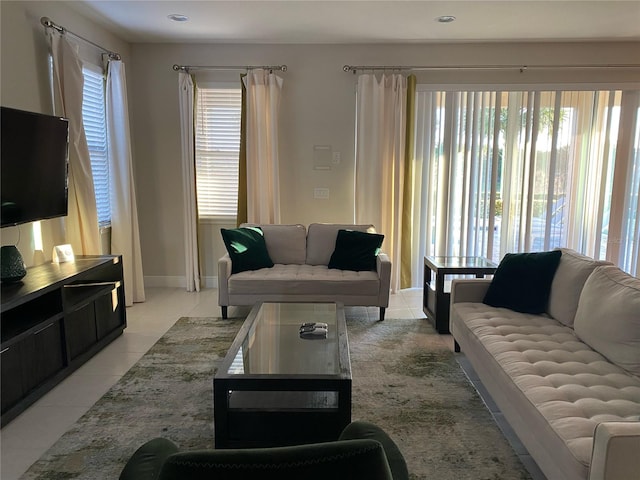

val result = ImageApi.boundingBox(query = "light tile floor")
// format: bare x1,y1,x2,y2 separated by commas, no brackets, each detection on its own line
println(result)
0,287,544,479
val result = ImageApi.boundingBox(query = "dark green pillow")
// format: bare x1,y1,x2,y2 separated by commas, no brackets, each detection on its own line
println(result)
483,250,562,314
220,227,274,274
328,229,384,272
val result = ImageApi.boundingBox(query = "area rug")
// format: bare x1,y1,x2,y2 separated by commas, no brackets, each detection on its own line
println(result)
22,314,531,480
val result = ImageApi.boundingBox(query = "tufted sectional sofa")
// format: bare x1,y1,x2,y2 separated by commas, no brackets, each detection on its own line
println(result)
450,249,640,480
218,223,391,320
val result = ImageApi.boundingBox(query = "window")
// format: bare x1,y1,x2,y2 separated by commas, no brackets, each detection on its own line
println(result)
81,65,111,227
409,87,640,283
194,85,242,219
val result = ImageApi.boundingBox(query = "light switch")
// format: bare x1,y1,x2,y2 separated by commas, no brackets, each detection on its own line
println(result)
314,188,330,199
313,145,332,170
332,151,341,164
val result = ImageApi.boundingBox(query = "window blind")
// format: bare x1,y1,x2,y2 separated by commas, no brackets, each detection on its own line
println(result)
82,65,111,227
195,87,242,219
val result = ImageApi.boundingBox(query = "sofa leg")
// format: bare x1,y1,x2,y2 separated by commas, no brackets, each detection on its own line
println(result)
222,306,228,319
379,307,386,321
454,340,461,353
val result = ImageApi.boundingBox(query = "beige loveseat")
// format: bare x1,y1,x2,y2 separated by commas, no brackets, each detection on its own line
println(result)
218,223,391,320
450,249,640,480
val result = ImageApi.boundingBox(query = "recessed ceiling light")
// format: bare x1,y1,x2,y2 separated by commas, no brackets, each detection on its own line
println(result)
167,14,189,22
436,15,456,23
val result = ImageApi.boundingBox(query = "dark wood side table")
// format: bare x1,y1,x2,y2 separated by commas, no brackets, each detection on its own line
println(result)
423,256,498,334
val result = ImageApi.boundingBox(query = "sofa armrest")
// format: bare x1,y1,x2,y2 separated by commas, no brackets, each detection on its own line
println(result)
339,421,408,480
119,437,179,480
450,279,491,304
217,254,232,306
377,253,391,307
588,421,640,480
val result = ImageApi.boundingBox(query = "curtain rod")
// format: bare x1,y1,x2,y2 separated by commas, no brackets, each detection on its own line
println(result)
173,64,287,73
41,17,121,60
343,64,640,74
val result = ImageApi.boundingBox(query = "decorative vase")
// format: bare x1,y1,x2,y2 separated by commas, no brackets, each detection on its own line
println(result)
1,245,27,283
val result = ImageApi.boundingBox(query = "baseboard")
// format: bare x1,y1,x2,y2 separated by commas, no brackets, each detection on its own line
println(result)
143,276,186,288
143,276,219,289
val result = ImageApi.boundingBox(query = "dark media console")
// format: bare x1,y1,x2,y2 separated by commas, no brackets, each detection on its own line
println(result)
1,255,126,425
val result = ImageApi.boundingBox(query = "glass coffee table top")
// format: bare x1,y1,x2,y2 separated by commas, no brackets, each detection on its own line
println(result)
426,256,498,269
225,302,343,376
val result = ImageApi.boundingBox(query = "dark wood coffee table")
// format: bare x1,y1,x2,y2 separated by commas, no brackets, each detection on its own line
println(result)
213,302,351,448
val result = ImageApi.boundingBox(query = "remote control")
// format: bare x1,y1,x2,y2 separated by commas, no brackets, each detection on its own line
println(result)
300,325,322,333
300,322,328,329
300,328,328,339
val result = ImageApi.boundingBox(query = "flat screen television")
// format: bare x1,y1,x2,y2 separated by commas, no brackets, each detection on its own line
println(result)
1,107,69,227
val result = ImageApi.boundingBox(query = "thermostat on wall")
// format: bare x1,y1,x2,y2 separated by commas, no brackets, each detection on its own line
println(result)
52,244,75,263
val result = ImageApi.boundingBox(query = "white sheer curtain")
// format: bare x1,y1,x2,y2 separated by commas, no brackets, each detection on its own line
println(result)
178,72,201,292
410,87,640,284
355,73,407,292
47,30,100,255
106,60,145,304
609,90,640,276
244,69,283,224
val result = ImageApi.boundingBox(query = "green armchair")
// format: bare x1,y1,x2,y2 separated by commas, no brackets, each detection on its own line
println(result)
119,421,409,480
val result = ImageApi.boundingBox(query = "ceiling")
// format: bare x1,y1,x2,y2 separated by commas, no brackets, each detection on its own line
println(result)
65,0,640,44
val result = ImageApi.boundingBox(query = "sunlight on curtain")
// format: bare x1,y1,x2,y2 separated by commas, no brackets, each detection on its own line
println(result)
106,60,145,304
355,73,407,292
178,72,201,292
611,91,640,276
47,31,100,255
244,69,283,224
623,108,640,276
410,86,639,285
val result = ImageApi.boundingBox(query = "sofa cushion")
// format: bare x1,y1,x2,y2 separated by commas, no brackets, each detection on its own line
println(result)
548,248,611,327
574,265,640,376
451,301,640,471
220,227,274,274
228,264,381,296
328,230,384,271
241,224,307,265
306,224,376,266
483,250,562,314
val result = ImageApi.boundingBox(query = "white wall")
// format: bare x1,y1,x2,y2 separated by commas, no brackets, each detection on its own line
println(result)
128,41,640,283
0,1,131,267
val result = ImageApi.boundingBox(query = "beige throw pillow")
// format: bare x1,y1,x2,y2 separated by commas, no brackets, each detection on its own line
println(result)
574,265,640,377
548,248,611,327
240,224,307,265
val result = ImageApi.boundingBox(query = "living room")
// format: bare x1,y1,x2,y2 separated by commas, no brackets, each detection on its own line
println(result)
1,1,639,479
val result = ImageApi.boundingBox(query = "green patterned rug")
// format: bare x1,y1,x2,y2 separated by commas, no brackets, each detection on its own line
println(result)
22,315,531,479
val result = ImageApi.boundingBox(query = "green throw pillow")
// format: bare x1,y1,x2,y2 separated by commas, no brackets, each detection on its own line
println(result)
328,229,384,271
220,227,274,274
483,250,562,314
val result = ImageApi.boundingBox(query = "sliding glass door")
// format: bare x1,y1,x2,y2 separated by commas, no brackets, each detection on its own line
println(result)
409,86,640,285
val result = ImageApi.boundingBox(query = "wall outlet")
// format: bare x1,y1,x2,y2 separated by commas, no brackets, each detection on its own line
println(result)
314,188,330,199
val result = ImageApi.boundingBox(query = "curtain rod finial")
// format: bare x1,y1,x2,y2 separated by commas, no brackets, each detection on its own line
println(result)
41,17,64,33
343,65,352,72
281,65,287,72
